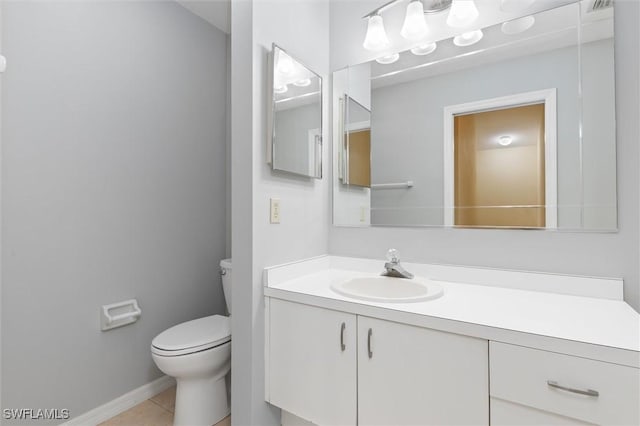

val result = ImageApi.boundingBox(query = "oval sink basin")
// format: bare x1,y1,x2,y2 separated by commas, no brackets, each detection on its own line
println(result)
330,276,443,303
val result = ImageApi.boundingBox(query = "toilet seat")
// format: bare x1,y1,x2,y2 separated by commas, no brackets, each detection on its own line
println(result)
151,315,230,357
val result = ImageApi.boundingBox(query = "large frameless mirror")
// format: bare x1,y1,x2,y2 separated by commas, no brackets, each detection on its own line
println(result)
269,44,323,179
332,0,616,230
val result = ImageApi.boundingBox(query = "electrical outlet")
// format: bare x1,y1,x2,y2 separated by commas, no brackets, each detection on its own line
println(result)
270,198,281,224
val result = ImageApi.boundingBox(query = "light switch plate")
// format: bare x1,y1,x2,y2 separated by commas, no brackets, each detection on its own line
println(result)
270,198,281,224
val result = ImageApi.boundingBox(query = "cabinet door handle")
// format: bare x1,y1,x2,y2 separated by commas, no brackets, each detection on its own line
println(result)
547,380,599,397
367,328,373,359
340,322,346,351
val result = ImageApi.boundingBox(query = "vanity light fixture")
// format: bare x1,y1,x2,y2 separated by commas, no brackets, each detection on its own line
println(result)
293,78,312,87
376,52,400,64
411,42,437,56
363,14,391,51
498,135,513,146
500,0,535,13
363,0,451,51
401,0,429,41
446,0,479,28
453,29,483,46
274,84,288,94
501,16,535,35
362,0,483,56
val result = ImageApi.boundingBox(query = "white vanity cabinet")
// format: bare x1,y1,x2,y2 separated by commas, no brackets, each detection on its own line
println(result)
268,298,357,426
264,256,640,426
357,316,489,425
489,342,640,426
266,298,489,426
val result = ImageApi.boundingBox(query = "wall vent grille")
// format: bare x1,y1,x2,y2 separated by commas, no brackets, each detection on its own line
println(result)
587,0,613,13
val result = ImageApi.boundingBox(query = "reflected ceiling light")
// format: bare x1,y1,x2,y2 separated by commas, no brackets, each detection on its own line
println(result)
276,53,294,75
293,78,312,87
500,0,535,13
411,42,437,56
363,14,390,51
453,29,483,46
446,0,479,28
274,84,288,94
375,53,400,64
501,16,535,35
498,135,513,146
401,1,429,41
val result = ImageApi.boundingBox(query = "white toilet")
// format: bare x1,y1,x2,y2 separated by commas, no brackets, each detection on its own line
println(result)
151,258,232,426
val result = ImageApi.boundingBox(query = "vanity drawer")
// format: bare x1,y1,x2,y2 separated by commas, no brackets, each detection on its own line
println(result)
490,342,640,425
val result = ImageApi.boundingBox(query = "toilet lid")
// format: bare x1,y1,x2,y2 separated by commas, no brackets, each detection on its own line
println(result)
152,315,230,353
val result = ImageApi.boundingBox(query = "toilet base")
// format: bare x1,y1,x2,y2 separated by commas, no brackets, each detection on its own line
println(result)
174,375,229,426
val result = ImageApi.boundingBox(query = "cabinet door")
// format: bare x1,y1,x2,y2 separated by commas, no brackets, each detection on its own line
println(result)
358,316,489,426
267,298,357,426
491,398,595,425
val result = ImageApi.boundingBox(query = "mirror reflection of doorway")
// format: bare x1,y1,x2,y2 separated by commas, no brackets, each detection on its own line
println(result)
342,96,372,188
346,128,371,187
454,103,546,228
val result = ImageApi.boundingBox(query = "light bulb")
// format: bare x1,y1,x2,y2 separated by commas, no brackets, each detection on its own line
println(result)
363,15,390,51
274,84,288,94
411,42,437,56
453,29,483,46
446,0,479,28
401,1,428,41
498,135,513,146
293,78,312,87
277,53,294,75
375,53,400,64
501,16,535,35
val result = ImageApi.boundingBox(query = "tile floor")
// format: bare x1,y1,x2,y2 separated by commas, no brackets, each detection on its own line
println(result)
99,386,230,426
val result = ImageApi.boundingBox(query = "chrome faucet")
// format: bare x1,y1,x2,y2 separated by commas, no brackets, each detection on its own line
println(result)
381,249,414,279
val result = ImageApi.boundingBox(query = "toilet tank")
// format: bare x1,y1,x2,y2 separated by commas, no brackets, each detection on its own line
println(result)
220,258,232,315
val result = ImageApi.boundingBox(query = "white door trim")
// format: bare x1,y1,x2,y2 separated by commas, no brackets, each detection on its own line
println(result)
443,88,558,228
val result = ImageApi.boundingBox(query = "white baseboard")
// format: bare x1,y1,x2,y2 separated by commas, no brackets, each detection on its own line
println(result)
62,375,175,426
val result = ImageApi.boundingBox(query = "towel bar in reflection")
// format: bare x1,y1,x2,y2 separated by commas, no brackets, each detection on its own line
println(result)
370,181,414,189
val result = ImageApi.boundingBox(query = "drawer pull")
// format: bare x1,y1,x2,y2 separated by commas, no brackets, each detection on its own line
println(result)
340,322,346,351
367,328,373,359
547,380,599,397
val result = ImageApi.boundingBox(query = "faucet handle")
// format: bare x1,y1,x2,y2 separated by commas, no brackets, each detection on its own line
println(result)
386,248,400,264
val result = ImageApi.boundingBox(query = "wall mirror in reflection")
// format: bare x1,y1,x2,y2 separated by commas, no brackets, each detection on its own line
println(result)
269,44,323,178
340,96,372,188
332,0,616,230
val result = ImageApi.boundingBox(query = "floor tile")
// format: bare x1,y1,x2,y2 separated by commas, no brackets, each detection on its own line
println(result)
150,386,176,413
214,415,231,426
98,400,173,426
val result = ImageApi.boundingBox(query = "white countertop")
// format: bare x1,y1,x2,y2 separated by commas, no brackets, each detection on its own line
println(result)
264,256,640,367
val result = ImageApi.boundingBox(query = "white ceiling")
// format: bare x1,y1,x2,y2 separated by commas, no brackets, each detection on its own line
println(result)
176,0,230,34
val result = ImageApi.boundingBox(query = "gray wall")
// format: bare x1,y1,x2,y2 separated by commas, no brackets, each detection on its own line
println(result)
231,0,330,425
370,40,615,229
1,1,228,421
330,0,640,312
